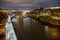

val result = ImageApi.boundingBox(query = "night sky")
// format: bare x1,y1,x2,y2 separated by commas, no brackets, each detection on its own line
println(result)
0,0,60,10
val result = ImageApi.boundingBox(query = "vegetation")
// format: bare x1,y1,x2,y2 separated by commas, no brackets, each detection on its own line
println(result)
0,11,8,24
0,12,7,19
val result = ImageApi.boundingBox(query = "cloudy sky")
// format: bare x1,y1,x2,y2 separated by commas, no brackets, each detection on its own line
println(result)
0,0,60,10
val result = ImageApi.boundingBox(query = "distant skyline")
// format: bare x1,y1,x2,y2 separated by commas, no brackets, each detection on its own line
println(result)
0,0,60,10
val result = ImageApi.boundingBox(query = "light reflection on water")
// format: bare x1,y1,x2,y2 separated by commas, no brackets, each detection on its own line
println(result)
23,17,36,29
23,17,60,40
22,17,45,40
12,17,60,40
23,18,31,29
45,25,60,40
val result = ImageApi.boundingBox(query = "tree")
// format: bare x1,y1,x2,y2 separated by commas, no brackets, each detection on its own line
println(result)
0,11,8,24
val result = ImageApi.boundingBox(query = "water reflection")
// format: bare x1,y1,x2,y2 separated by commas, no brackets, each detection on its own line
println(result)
45,25,60,40
12,17,60,40
23,17,60,40
23,17,36,29
22,17,46,40
23,18,31,29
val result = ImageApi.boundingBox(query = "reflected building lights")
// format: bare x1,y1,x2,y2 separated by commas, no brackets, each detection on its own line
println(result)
45,26,48,34
45,25,58,39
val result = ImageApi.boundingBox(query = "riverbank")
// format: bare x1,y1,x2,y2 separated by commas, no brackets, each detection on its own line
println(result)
28,16,60,27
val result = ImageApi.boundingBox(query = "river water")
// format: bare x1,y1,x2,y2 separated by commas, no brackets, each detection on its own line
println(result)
12,17,60,40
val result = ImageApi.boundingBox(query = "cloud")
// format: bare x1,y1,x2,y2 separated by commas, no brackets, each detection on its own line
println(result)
4,0,24,4
16,4,33,6
6,3,33,7
4,0,49,4
0,0,60,10
3,0,51,7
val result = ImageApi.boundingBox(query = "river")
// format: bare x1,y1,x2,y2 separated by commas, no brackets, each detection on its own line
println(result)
12,16,60,40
